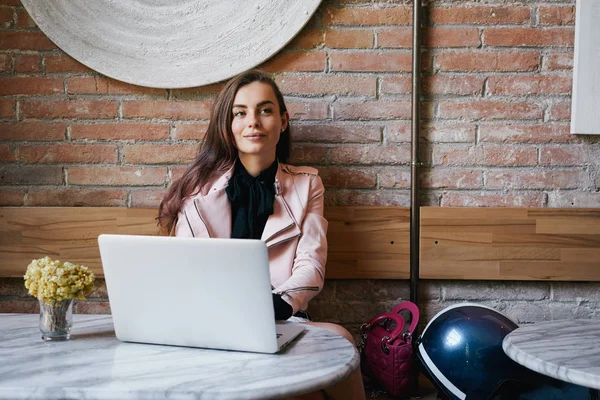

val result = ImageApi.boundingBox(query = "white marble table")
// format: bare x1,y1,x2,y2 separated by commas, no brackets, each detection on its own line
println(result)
0,314,360,400
503,319,600,390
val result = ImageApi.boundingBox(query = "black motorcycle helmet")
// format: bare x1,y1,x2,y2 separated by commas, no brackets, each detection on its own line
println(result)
417,303,543,400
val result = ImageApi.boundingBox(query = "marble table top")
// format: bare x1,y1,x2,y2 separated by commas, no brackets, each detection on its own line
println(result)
503,319,600,390
0,314,360,400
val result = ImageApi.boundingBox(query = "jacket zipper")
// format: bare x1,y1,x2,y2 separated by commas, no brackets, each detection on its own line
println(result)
183,210,195,237
267,231,300,248
275,286,319,296
263,221,293,243
193,200,211,238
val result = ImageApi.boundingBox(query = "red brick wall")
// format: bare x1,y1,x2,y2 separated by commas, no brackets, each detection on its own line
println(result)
1,0,597,208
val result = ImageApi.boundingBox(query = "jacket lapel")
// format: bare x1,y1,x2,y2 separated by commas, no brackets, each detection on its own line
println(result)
192,166,233,239
194,192,231,239
261,165,301,247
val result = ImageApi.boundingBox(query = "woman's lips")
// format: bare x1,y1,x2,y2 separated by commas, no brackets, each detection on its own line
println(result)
244,134,266,140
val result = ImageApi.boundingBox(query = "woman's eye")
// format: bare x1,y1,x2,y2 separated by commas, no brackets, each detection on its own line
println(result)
233,110,245,117
260,108,273,115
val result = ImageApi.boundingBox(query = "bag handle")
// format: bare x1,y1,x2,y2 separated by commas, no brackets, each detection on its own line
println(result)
392,301,420,335
363,312,406,344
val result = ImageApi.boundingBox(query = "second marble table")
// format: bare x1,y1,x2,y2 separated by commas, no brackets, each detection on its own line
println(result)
0,313,360,400
502,319,600,391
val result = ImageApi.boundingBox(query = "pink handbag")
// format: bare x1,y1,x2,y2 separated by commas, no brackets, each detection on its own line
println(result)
358,301,420,398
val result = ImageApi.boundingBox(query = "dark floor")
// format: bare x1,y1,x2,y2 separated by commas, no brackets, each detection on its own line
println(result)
364,374,440,400
364,389,439,400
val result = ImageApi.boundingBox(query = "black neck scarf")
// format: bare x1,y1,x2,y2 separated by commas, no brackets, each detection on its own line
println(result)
226,158,278,240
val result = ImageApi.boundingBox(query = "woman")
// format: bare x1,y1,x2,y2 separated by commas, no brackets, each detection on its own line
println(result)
158,69,365,400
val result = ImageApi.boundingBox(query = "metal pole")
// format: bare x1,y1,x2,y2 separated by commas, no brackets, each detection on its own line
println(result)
410,0,422,306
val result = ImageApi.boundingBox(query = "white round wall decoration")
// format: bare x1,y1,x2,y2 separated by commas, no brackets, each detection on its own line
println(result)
21,1,322,88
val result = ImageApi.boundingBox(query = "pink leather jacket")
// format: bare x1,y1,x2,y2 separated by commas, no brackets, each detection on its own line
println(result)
175,162,328,314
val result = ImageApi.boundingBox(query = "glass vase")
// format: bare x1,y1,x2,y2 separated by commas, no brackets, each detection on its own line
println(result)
39,299,74,341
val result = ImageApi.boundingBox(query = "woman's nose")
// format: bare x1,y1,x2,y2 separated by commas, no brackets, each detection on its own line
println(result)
248,112,260,128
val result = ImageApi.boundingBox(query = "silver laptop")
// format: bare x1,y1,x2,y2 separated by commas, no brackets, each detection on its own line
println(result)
98,234,304,353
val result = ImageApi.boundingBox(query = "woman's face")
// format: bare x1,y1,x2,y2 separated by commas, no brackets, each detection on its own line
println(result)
231,81,288,162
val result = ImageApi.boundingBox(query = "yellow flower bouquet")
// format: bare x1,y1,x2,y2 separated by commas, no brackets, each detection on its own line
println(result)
24,256,95,341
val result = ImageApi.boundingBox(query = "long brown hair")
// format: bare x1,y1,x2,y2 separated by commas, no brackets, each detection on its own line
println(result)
158,69,291,234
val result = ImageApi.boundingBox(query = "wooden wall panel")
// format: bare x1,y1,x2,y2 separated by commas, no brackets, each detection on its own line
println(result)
5,206,598,281
0,206,411,279
324,207,409,279
420,207,600,281
0,207,160,277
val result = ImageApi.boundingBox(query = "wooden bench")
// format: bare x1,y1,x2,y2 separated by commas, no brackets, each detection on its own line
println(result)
1,206,598,280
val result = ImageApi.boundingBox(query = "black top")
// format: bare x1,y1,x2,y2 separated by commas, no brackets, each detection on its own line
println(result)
225,159,293,320
226,158,278,240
